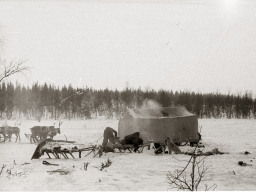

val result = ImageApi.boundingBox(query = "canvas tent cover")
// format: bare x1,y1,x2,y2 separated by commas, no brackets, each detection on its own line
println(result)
118,106,199,144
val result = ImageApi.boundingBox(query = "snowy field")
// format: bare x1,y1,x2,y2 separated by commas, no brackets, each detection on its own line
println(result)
0,118,256,191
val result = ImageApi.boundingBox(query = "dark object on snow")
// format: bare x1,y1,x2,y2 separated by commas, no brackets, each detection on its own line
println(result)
102,127,117,152
238,161,252,166
161,110,169,117
103,146,115,153
42,161,59,166
47,169,69,175
244,151,250,155
238,161,244,166
154,143,163,154
120,132,143,152
190,132,202,147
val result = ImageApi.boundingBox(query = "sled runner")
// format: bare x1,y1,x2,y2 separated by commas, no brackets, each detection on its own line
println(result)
114,144,150,153
42,145,100,159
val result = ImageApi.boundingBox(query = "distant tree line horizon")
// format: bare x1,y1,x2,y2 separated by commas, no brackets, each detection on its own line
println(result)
0,81,255,121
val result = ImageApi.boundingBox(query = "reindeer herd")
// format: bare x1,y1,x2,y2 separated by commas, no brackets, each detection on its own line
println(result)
0,122,62,143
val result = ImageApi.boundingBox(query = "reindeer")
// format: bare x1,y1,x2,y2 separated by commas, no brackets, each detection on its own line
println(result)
47,122,61,139
30,122,62,143
0,127,7,142
48,121,62,139
6,127,21,142
0,126,20,142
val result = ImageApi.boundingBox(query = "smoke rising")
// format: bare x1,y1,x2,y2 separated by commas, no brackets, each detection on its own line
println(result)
141,98,162,109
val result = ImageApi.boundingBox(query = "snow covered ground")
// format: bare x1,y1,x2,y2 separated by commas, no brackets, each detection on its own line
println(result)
0,118,256,191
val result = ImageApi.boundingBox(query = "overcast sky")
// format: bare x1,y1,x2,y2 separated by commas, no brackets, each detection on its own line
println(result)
0,0,255,95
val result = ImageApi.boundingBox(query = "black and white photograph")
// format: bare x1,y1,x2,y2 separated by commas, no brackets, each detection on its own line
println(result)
0,0,256,191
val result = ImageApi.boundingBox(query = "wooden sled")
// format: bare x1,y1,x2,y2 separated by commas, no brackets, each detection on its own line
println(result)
42,145,101,159
114,144,150,153
31,138,102,159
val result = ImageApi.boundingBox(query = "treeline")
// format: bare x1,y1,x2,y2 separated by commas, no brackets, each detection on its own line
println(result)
0,82,255,120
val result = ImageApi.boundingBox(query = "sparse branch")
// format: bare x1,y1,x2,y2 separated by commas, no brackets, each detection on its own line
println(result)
195,156,208,165
191,156,196,190
167,171,191,190
205,183,217,191
100,159,112,171
195,161,207,190
166,148,217,191
0,164,7,175
174,145,199,180
172,155,192,163
0,59,30,83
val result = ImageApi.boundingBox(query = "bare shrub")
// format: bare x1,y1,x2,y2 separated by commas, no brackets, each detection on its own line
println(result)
166,154,217,191
0,58,30,83
100,158,112,171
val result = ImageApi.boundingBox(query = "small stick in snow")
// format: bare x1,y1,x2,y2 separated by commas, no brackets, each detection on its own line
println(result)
84,162,89,171
42,161,59,166
21,162,31,166
47,169,69,175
